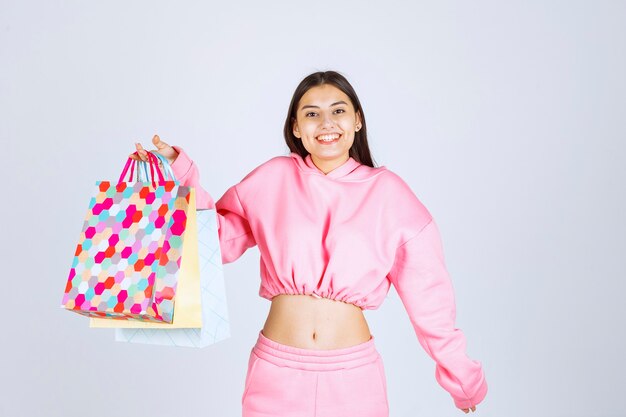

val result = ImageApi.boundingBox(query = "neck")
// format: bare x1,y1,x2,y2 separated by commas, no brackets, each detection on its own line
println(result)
310,154,349,175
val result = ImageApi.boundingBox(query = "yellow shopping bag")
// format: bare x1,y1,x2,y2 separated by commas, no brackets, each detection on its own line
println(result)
89,189,202,329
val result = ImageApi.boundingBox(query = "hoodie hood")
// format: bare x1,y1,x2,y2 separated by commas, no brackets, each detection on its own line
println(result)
289,152,386,181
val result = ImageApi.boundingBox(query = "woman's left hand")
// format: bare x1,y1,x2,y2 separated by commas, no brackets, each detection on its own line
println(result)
461,405,477,413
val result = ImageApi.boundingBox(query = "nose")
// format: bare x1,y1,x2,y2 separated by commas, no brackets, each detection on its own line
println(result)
321,112,335,128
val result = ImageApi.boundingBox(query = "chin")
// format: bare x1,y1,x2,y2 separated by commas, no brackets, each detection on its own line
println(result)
313,150,349,159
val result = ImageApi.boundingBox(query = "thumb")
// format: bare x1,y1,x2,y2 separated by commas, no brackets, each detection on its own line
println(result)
152,134,170,149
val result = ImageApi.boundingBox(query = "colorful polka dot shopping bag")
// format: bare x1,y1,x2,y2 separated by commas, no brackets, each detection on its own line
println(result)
61,151,192,324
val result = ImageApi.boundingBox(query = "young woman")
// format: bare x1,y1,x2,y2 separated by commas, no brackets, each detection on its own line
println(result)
131,70,487,417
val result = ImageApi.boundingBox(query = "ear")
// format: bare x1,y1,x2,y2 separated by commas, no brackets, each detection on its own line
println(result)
356,110,362,128
292,118,301,138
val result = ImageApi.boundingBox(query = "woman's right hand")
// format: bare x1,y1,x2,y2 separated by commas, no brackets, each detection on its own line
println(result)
129,134,179,165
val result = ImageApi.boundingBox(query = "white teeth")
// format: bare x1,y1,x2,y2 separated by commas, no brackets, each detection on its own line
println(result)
317,134,341,141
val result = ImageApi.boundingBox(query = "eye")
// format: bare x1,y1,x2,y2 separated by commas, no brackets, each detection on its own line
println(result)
305,109,346,117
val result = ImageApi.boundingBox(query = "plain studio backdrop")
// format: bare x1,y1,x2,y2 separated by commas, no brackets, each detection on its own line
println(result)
1,1,624,416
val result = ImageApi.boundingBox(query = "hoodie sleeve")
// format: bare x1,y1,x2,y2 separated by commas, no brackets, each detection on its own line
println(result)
170,146,257,264
387,217,488,410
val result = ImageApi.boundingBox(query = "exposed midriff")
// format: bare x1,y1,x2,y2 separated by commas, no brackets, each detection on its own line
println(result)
261,294,372,350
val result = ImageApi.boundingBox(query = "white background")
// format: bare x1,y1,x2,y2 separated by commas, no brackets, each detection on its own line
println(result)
1,1,624,416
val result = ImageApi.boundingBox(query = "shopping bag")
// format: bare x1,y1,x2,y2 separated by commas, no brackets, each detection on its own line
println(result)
114,209,232,347
89,187,202,328
61,152,191,323
104,152,231,347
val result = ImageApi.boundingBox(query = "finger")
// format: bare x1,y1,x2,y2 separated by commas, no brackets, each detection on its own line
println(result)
152,134,170,149
135,143,149,162
132,144,142,161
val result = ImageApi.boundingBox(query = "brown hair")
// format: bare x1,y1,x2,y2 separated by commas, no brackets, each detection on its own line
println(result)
283,70,377,167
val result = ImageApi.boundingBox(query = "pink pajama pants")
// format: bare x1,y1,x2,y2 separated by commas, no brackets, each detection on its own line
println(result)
241,329,389,417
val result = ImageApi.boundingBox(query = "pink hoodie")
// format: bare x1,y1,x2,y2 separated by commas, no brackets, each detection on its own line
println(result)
170,146,487,409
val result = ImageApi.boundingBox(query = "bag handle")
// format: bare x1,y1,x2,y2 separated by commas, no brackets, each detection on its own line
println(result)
118,157,136,184
118,151,165,187
137,152,178,183
149,152,177,181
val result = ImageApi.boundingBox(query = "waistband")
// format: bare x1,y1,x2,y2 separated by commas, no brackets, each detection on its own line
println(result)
251,329,379,371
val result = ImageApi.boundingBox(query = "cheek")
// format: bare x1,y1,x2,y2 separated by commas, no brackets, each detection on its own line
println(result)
302,124,319,136
340,117,355,127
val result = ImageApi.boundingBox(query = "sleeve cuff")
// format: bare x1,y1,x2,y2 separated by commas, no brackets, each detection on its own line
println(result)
170,145,193,181
453,377,488,409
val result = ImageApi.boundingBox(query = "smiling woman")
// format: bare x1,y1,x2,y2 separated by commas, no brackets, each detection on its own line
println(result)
132,70,487,417
290,86,362,174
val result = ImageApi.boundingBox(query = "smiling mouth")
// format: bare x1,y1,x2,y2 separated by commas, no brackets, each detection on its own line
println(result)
316,133,341,143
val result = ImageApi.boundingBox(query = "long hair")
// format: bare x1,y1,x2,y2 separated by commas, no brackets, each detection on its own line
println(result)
283,70,377,167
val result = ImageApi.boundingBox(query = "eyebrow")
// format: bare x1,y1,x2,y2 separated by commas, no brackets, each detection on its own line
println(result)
300,101,348,111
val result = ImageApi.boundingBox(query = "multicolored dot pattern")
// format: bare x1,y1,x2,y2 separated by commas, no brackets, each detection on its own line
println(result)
61,180,191,323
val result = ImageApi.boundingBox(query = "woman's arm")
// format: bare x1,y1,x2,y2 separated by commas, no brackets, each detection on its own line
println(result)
170,145,215,210
387,217,488,410
170,146,257,264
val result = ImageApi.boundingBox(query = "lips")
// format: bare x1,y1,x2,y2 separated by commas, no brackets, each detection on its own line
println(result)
316,133,342,142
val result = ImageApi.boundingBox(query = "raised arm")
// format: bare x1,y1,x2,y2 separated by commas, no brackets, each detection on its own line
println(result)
387,217,488,410
169,146,257,264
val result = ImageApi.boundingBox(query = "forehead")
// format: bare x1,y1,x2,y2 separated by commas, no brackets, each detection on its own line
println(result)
299,84,351,108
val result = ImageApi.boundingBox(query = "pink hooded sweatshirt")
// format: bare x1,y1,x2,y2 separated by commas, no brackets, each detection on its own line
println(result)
170,146,488,409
